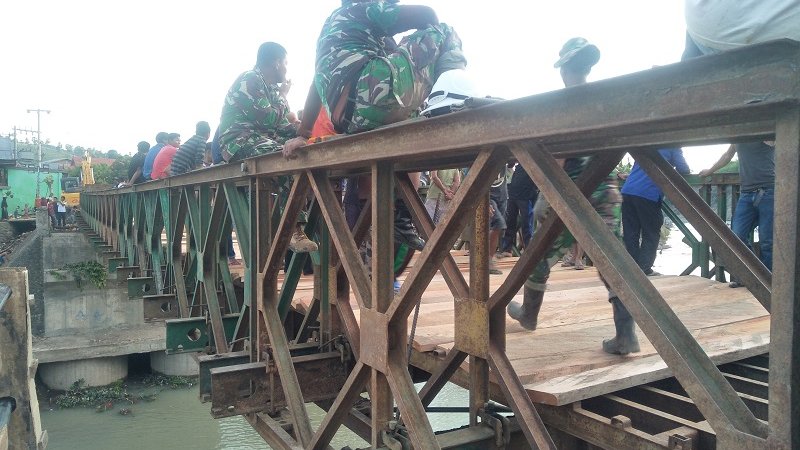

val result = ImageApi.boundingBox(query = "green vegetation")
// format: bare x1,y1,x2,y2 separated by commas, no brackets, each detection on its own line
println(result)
49,261,108,289
46,375,197,410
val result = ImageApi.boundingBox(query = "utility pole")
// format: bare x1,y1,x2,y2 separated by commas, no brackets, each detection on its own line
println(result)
26,108,51,201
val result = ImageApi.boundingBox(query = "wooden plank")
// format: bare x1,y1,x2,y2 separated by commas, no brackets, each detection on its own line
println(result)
524,316,769,405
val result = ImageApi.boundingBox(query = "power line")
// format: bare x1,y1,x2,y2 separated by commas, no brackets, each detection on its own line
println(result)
26,108,51,200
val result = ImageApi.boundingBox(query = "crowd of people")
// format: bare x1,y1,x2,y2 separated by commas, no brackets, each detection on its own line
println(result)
115,0,793,356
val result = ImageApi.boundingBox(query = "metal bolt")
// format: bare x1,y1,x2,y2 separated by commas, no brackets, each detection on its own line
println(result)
669,434,692,450
610,415,632,429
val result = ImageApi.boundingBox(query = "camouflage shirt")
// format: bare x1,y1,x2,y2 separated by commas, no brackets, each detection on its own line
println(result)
218,68,296,153
564,157,622,202
314,2,400,113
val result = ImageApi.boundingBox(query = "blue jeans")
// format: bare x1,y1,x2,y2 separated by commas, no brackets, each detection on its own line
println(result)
501,198,533,252
731,188,773,270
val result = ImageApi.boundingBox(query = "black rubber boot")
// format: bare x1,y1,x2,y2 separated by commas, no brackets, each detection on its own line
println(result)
507,287,544,330
394,199,425,251
602,297,641,355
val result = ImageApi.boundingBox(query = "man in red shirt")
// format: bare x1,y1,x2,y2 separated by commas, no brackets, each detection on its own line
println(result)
151,133,181,180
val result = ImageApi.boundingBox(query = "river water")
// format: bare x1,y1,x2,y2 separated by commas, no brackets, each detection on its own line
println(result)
40,382,471,450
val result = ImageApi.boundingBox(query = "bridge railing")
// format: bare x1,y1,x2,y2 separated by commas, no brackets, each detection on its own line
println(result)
81,40,799,449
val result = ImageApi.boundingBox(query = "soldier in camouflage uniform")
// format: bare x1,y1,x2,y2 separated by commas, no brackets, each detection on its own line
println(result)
218,42,317,253
219,43,297,162
508,38,639,355
283,1,466,251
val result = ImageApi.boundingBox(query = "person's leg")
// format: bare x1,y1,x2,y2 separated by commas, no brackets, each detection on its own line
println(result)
508,231,574,329
572,244,585,270
501,198,520,254
424,197,438,222
638,198,664,275
347,24,464,133
434,198,450,225
621,195,643,269
730,192,758,286
755,188,774,271
591,184,639,354
519,198,534,248
224,135,317,251
488,198,506,275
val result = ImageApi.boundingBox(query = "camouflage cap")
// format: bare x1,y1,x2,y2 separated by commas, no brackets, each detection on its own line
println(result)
554,37,600,69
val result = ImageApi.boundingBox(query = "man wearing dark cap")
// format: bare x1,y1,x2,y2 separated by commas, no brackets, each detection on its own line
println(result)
509,38,637,356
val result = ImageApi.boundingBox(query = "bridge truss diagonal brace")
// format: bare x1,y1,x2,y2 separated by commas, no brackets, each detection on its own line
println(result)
488,151,625,312
632,148,772,311
512,144,767,438
395,172,469,299
387,148,508,326
308,170,373,310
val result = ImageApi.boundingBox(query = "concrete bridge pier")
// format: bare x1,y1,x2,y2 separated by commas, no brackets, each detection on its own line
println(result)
150,351,199,377
37,356,128,390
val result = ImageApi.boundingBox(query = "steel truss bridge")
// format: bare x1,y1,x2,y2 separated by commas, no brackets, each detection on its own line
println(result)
80,40,799,449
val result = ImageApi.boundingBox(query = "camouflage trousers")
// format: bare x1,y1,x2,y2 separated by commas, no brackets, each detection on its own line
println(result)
525,186,621,293
221,133,283,163
346,23,462,134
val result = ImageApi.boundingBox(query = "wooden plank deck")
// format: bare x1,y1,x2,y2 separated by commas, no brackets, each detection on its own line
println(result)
288,252,770,407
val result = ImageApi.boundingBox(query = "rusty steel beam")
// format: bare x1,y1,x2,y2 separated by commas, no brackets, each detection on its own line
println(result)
417,349,468,407
387,149,507,325
513,144,766,438
308,361,371,450
246,413,304,450
102,41,799,195
369,161,396,448
309,170,372,310
210,352,349,418
468,192,491,426
489,342,557,449
201,186,230,353
395,173,469,299
769,107,800,450
386,357,441,450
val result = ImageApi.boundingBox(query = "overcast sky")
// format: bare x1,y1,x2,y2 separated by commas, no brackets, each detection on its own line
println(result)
0,1,726,169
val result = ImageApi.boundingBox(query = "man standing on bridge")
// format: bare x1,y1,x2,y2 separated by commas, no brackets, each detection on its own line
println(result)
282,0,467,251
508,38,638,355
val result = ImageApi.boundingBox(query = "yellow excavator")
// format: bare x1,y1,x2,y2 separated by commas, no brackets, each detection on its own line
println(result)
60,151,94,207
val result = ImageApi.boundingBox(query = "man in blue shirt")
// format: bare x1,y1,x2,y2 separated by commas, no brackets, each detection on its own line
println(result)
142,131,169,181
621,149,690,276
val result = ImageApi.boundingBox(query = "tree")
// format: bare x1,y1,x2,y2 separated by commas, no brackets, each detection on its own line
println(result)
43,174,55,197
106,149,120,159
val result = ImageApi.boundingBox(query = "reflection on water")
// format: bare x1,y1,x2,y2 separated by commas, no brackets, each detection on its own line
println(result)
40,382,470,449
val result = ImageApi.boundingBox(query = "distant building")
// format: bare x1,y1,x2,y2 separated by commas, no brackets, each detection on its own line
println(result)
0,137,63,215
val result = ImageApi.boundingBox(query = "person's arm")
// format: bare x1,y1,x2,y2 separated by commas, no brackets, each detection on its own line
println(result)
431,171,446,192
671,149,691,175
452,169,461,192
127,167,142,185
698,145,736,177
388,5,439,34
283,83,322,159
